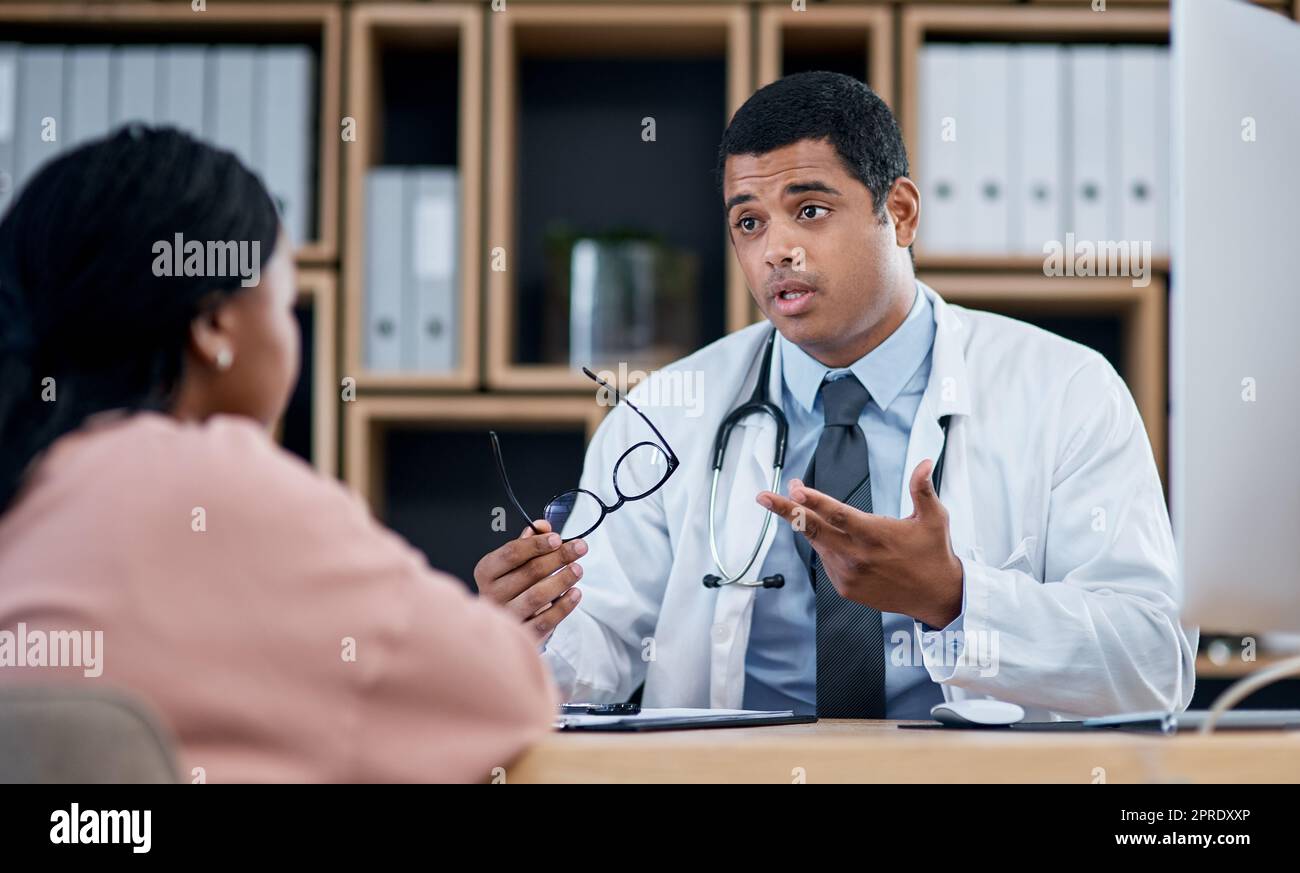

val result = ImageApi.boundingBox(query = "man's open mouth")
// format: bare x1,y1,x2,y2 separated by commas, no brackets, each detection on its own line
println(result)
768,281,818,316
771,281,815,301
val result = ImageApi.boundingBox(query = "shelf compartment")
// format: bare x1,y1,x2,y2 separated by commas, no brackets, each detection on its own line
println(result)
900,5,1170,270
0,2,342,264
757,3,893,99
486,3,752,392
343,3,484,390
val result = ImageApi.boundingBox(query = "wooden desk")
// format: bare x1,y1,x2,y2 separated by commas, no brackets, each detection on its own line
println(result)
509,720,1300,783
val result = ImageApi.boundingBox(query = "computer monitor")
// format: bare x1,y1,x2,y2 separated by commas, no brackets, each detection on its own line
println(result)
1171,0,1300,634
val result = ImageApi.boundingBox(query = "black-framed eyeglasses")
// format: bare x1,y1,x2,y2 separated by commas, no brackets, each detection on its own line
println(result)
490,367,680,542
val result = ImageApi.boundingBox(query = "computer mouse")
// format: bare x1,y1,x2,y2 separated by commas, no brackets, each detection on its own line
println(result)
930,699,1026,727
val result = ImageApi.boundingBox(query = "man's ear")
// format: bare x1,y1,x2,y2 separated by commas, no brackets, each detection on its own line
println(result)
886,177,921,249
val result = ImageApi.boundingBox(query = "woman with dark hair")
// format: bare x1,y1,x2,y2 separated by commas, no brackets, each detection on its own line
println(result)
0,127,564,782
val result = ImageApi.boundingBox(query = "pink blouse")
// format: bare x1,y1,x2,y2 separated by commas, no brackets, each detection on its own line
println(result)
0,412,556,782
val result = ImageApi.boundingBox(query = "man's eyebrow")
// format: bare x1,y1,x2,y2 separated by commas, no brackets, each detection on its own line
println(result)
724,193,755,212
785,181,842,198
724,181,841,212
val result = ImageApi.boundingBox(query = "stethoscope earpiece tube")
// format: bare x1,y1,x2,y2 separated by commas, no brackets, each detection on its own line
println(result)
703,329,788,589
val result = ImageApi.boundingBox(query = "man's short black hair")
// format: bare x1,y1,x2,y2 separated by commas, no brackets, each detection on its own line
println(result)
716,71,909,220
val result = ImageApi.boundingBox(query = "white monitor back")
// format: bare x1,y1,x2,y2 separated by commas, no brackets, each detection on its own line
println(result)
1171,0,1300,632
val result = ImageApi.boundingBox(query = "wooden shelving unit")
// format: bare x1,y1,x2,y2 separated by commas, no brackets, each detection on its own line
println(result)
343,3,483,390
0,2,342,264
485,3,752,391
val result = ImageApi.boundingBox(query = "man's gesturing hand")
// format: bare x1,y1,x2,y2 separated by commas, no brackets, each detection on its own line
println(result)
756,459,964,629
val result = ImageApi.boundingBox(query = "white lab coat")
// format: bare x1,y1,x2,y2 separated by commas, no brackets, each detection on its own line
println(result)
543,282,1198,720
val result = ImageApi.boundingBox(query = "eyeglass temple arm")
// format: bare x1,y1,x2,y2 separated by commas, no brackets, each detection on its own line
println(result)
581,367,678,464
489,431,541,535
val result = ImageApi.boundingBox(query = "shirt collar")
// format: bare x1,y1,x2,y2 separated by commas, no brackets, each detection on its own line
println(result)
780,282,935,416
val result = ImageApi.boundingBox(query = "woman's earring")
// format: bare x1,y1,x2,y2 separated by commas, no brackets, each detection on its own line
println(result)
215,348,234,371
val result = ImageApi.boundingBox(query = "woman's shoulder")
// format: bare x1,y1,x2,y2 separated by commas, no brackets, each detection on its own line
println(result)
71,409,293,469
19,410,435,580
50,410,359,522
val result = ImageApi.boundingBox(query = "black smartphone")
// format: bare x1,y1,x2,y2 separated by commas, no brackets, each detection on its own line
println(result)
558,703,641,716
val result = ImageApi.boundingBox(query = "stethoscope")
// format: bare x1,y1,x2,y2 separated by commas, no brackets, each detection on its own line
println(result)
701,328,951,590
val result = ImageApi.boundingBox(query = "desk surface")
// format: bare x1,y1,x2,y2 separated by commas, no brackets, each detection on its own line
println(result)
509,720,1300,783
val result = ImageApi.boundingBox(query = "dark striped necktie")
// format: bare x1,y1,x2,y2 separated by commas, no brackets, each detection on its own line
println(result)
802,374,886,719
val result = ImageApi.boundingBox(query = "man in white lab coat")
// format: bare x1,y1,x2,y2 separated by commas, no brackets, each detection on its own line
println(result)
474,71,1196,721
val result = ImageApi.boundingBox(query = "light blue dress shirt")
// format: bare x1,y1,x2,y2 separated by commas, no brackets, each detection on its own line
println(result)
742,283,948,718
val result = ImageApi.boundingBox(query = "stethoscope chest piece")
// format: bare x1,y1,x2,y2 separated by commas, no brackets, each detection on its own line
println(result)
703,573,784,589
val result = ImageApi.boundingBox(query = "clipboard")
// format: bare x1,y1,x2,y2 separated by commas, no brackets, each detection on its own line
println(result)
555,709,817,732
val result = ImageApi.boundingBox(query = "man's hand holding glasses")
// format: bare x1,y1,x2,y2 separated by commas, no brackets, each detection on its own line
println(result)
474,368,679,644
